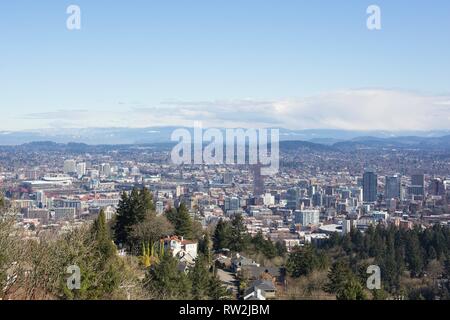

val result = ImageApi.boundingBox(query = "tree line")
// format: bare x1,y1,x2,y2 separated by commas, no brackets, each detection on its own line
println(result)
284,224,450,300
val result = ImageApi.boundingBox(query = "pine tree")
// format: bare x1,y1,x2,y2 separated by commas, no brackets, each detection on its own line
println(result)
252,232,277,259
92,209,116,260
287,245,325,278
428,246,437,261
275,241,287,257
113,191,131,247
144,252,191,299
113,188,156,251
166,203,194,239
229,214,250,252
198,233,213,264
129,188,145,224
213,219,232,251
208,274,230,300
406,229,424,277
189,256,211,300
139,187,155,214
252,231,266,254
379,230,400,292
325,260,367,300
324,260,352,294
337,277,367,300
177,203,193,239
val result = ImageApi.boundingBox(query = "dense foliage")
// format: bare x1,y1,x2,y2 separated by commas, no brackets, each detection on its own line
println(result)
283,224,450,300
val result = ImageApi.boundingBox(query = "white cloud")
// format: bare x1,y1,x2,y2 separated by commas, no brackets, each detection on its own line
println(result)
16,89,450,131
146,89,450,131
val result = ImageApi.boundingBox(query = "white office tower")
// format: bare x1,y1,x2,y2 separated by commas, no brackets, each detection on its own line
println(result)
263,193,275,206
294,209,320,227
63,159,77,174
101,163,112,177
342,219,352,235
76,162,86,177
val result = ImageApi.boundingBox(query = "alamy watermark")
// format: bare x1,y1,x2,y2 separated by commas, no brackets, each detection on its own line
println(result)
66,5,81,31
64,5,379,32
367,265,381,290
171,122,279,175
367,5,382,30
66,265,81,290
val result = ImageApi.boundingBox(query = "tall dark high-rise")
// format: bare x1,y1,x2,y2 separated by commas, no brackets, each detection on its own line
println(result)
385,175,401,200
252,164,264,197
411,173,424,186
430,178,445,196
410,172,425,196
286,188,300,210
363,170,378,202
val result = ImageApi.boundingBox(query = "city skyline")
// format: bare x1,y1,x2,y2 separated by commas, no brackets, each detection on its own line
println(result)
2,1,450,306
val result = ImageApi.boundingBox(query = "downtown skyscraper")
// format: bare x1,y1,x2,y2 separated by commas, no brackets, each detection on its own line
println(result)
385,175,401,200
363,170,378,203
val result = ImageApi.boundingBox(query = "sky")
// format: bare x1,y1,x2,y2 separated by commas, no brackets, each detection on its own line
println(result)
0,0,450,131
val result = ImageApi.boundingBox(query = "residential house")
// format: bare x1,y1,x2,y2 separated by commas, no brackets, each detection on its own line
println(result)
231,254,260,273
243,280,277,300
163,235,198,265
240,266,285,284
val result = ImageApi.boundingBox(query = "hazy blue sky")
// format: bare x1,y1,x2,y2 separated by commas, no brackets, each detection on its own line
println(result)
1,1,450,131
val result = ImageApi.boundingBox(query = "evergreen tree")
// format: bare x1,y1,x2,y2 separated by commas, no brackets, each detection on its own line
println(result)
208,274,230,300
176,203,194,239
350,229,365,258
275,241,287,257
213,219,232,251
92,209,116,259
166,203,194,239
428,246,437,261
325,260,366,300
324,260,353,294
229,214,250,252
379,230,400,292
59,225,124,300
287,245,327,278
198,233,213,264
144,252,191,299
405,229,425,277
139,187,155,214
337,277,367,300
252,231,277,259
113,188,156,251
113,191,132,247
372,225,386,260
189,256,211,300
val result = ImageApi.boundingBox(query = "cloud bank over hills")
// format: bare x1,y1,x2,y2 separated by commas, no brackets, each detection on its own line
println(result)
13,89,450,132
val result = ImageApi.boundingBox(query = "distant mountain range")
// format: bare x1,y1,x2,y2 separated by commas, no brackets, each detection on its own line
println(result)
1,127,450,151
